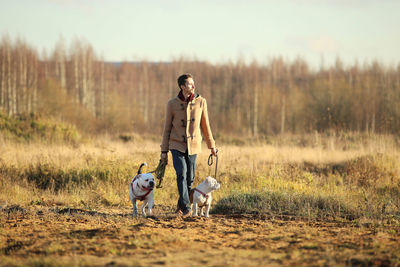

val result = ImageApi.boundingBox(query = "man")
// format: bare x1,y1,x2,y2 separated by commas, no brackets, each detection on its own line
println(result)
160,73,217,216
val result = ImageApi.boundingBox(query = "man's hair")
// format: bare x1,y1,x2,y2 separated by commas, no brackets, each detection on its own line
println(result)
177,73,193,89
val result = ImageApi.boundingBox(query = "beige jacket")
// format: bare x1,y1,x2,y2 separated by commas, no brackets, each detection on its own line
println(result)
161,94,215,155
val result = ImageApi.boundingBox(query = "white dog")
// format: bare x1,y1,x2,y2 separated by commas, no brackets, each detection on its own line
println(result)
190,176,220,218
129,163,155,217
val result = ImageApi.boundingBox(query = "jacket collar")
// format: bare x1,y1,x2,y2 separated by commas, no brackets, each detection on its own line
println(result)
178,90,198,102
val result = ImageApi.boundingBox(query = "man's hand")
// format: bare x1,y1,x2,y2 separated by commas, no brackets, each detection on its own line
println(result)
160,152,168,164
211,147,218,157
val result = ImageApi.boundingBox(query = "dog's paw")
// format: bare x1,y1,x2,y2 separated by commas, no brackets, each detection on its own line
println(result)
145,215,159,221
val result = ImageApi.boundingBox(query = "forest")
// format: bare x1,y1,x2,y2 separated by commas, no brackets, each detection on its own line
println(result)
1,35,400,136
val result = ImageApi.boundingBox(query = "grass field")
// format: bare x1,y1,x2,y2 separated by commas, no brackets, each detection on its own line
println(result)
1,132,400,266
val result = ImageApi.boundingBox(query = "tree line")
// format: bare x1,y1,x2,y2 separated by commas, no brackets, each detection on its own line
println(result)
1,35,400,136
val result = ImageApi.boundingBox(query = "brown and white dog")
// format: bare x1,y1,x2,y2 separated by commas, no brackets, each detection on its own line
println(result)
129,163,155,217
190,176,220,218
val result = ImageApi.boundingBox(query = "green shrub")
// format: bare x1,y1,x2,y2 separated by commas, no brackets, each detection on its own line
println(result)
344,154,399,188
0,111,81,143
213,191,360,220
0,161,139,193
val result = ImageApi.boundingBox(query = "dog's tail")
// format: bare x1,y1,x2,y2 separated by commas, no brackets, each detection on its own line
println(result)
137,162,147,174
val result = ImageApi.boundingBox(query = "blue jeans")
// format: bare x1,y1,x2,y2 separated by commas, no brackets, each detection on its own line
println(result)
171,149,197,213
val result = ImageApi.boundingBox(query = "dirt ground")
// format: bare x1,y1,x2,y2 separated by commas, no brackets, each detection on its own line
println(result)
1,205,399,267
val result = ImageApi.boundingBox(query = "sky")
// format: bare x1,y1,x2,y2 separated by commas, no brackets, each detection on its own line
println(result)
1,0,399,68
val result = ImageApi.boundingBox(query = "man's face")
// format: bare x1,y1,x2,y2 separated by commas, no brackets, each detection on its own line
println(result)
181,77,195,96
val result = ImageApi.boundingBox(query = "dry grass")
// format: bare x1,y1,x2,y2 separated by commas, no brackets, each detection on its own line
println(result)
1,133,400,219
1,133,400,266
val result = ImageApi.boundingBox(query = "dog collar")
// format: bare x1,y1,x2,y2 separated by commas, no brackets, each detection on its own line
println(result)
193,188,209,206
130,176,153,201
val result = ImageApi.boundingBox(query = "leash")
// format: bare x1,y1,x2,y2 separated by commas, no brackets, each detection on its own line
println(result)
151,159,167,188
207,149,219,179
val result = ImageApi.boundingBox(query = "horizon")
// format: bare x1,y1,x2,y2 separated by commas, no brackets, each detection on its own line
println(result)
3,34,399,71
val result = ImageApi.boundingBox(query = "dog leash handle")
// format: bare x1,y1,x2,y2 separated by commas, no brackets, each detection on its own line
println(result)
208,149,219,180
150,159,167,189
